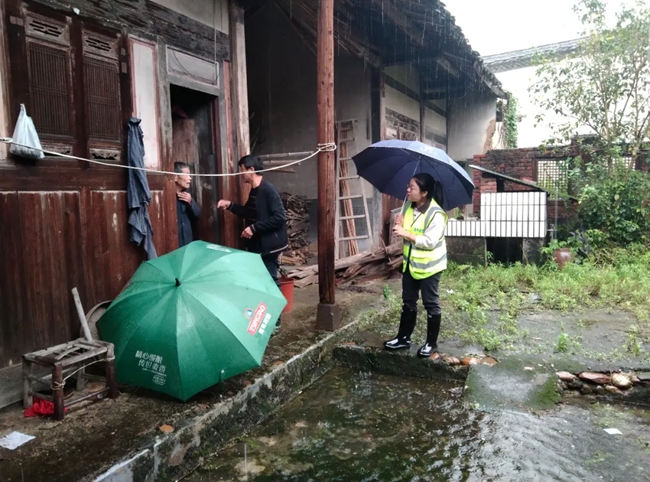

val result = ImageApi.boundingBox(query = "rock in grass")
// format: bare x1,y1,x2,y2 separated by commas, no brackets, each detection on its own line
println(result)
567,379,583,390
604,384,623,395
481,357,497,366
579,372,611,385
557,371,577,382
611,373,632,389
443,356,461,366
461,357,480,366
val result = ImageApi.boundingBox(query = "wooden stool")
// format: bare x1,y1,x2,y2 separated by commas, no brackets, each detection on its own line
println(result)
23,338,118,420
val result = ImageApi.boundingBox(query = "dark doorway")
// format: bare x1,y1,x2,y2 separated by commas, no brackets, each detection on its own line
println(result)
487,237,524,264
170,85,220,245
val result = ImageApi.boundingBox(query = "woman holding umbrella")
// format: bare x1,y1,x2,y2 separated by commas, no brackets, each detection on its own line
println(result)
385,173,448,357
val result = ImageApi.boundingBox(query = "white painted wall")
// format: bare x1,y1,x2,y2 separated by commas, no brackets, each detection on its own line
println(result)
424,106,446,134
131,39,162,169
151,0,229,33
384,85,420,122
447,89,497,160
496,66,591,148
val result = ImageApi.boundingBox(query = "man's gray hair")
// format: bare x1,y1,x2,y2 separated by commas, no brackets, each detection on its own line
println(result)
174,162,190,173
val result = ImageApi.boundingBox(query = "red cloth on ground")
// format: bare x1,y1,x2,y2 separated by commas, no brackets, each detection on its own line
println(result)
24,399,68,417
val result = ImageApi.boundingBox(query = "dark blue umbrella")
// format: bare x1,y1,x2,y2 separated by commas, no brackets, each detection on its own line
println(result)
352,140,474,211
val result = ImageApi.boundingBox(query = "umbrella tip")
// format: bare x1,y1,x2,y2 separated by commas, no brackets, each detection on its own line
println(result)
175,278,181,287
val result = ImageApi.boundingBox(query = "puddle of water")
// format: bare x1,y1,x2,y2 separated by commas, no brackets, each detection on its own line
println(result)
187,367,650,482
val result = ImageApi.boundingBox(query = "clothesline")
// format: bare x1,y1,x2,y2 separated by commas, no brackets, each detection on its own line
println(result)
0,137,337,177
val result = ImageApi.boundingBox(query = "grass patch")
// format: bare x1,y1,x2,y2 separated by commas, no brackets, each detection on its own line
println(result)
367,248,650,356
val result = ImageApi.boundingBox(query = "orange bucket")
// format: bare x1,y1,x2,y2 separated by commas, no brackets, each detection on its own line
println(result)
279,277,294,314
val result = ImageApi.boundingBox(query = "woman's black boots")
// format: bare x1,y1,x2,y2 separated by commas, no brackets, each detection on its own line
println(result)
384,306,417,350
417,314,441,357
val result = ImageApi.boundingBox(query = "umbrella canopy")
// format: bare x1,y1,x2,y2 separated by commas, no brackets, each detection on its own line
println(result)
352,140,474,211
97,241,287,401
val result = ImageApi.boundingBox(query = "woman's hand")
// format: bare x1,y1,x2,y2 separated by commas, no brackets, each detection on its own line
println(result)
394,214,404,227
393,224,411,241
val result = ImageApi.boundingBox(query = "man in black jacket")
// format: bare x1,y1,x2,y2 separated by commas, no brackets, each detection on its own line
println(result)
218,155,288,288
175,162,201,248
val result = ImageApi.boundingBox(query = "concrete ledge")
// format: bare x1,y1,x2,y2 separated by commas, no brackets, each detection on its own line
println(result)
90,309,383,482
333,345,469,382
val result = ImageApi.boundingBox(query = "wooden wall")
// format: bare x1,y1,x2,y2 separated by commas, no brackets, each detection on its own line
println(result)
0,0,233,369
0,173,173,367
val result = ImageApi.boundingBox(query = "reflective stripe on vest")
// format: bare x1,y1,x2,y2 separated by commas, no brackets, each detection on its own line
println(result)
402,201,448,279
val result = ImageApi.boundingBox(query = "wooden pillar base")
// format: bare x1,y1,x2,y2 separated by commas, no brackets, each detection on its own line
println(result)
316,303,341,331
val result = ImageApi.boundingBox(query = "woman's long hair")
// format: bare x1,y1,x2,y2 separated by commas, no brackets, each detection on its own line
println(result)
412,173,444,208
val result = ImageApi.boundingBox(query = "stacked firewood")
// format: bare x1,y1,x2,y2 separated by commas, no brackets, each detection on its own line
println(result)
286,242,403,288
281,193,311,265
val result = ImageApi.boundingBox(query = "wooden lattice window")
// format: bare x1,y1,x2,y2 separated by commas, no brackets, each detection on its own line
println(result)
23,12,74,151
7,3,129,161
82,31,123,160
27,42,72,137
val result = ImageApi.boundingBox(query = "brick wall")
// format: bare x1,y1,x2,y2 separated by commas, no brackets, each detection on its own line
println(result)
471,145,649,231
472,147,578,225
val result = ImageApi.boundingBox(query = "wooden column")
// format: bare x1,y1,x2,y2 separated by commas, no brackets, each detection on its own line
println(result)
316,0,340,330
228,2,250,247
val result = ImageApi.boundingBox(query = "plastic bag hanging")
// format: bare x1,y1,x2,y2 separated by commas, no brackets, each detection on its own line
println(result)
10,104,44,160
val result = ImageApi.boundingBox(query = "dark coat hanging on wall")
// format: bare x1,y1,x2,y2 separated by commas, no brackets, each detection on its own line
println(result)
126,117,157,260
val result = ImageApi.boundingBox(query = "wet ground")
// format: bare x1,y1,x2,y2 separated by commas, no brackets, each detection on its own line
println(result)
185,367,650,482
2,277,650,481
0,283,384,482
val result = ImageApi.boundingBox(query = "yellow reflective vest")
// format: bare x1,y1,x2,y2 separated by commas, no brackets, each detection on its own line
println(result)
402,200,448,279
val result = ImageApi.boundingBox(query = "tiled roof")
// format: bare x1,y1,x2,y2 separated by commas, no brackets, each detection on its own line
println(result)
482,38,587,73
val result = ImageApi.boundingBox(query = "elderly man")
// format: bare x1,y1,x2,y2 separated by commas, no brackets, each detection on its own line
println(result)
174,162,201,248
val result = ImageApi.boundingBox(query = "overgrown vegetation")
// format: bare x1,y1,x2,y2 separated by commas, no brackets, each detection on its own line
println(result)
532,0,650,157
575,165,650,245
364,248,650,359
531,0,650,247
498,94,519,148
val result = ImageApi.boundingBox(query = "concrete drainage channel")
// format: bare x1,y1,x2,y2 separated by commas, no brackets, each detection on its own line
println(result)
89,320,468,482
90,311,377,482
90,324,650,482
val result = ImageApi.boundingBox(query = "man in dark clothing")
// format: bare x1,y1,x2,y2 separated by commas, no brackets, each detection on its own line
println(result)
218,155,288,333
175,162,201,248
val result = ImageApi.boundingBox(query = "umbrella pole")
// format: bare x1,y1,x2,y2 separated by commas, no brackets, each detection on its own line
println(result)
398,158,423,220
316,0,340,331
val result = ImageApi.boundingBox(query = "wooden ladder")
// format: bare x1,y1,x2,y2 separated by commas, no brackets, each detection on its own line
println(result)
335,119,373,260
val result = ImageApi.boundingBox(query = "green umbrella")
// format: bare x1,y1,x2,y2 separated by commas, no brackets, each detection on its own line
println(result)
97,241,287,401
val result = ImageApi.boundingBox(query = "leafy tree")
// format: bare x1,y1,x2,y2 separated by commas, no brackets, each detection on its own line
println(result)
531,0,650,159
531,0,650,246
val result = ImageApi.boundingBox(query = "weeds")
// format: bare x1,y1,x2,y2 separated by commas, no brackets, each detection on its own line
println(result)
372,248,650,355
554,327,582,354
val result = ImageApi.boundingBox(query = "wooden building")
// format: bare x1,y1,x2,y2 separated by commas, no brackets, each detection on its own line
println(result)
0,0,249,378
241,0,505,250
0,0,503,402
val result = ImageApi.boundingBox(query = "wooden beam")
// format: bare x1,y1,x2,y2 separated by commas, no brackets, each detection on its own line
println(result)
316,0,340,330
369,0,424,47
435,56,460,77
419,79,425,141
